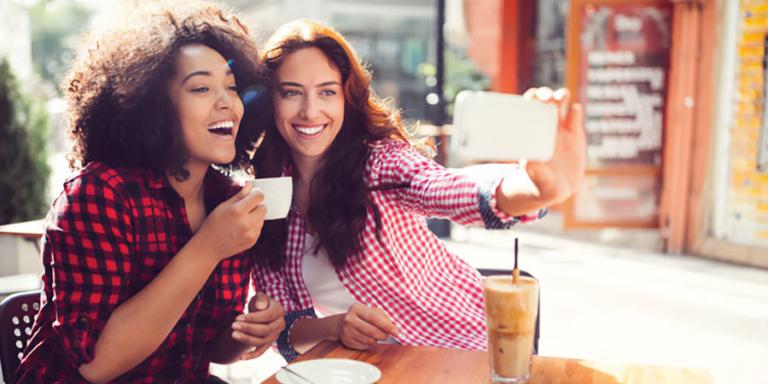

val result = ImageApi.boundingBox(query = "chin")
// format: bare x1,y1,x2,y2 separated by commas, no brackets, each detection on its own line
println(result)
211,153,237,165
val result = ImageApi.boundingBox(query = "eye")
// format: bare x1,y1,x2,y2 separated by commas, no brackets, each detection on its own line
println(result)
191,86,209,93
281,89,301,98
228,84,239,92
320,89,337,96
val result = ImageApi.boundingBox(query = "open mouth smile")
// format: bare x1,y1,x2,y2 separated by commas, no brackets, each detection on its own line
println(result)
207,120,236,136
293,124,327,136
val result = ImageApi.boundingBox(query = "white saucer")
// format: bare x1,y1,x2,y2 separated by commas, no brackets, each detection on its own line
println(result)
275,358,382,384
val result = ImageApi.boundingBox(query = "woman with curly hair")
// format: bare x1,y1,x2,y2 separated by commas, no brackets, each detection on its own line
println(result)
249,19,585,361
17,2,284,382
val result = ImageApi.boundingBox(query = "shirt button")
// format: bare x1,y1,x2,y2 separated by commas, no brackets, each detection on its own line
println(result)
78,316,88,325
181,353,187,360
185,322,192,329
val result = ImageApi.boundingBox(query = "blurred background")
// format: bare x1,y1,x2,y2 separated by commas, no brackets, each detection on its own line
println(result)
0,0,766,383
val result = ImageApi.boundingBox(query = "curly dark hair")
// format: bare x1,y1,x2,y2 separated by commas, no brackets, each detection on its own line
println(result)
252,19,432,271
63,1,265,179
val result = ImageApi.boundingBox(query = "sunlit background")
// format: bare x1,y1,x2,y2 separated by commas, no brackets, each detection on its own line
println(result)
1,1,767,383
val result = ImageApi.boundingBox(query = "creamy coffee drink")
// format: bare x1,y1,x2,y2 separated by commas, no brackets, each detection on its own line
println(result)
483,275,539,383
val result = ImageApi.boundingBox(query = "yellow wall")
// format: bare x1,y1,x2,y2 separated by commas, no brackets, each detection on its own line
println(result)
728,2,768,246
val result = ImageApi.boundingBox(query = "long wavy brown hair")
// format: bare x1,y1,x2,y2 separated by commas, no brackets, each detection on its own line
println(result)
64,1,264,179
252,19,431,271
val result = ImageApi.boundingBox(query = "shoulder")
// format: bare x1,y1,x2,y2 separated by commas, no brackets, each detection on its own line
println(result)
62,162,153,201
368,138,411,154
366,139,429,169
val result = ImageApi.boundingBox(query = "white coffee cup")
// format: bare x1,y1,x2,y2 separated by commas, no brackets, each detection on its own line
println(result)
247,176,293,220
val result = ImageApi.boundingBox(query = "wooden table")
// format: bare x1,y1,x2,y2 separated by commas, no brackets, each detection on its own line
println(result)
263,341,712,384
0,219,45,240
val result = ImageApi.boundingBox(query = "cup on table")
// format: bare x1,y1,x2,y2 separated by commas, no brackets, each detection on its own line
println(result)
247,176,292,220
483,275,539,383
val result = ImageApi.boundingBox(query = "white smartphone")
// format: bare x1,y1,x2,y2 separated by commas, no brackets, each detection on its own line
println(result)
451,91,558,162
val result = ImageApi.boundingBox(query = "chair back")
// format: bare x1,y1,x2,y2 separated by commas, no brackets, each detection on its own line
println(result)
0,291,40,384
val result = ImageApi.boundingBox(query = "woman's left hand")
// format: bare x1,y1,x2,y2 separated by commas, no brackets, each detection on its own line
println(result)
232,292,285,360
497,87,586,215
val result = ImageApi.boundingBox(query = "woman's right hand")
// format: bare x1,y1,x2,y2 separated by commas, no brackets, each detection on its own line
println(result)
195,182,266,261
336,303,399,350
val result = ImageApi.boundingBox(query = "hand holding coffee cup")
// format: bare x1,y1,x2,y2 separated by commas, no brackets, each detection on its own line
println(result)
246,176,293,220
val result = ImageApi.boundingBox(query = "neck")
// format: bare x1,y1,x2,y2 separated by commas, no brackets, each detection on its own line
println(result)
167,162,207,203
292,154,322,188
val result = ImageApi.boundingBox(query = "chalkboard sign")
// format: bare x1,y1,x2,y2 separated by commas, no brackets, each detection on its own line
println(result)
576,3,672,167
565,0,671,228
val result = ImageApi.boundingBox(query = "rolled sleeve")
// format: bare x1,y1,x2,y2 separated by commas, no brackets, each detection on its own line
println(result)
215,253,251,319
475,169,548,229
46,174,133,367
277,308,317,362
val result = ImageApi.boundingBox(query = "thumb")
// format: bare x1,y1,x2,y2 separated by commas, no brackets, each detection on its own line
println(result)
249,292,270,312
566,103,584,133
233,181,254,202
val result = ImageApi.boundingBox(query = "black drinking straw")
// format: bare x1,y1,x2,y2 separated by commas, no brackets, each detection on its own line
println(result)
514,237,519,271
513,238,520,283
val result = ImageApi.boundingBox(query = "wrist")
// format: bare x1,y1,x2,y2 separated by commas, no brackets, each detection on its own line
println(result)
183,234,222,269
496,171,545,215
324,314,343,341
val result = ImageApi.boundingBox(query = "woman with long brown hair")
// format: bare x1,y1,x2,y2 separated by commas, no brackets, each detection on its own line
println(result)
250,19,585,361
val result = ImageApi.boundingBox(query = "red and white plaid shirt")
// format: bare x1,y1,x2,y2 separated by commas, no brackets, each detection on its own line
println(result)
18,163,251,383
251,140,544,360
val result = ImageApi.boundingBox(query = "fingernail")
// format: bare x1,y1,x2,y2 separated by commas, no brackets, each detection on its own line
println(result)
232,322,242,330
236,315,245,321
536,87,553,100
232,331,241,339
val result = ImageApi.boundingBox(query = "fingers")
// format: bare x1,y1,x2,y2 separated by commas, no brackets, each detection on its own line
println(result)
535,87,554,101
236,187,265,212
525,87,573,130
355,305,399,337
553,88,570,120
238,181,253,197
523,87,537,99
351,316,391,341
568,103,585,134
239,344,271,360
242,298,284,323
248,292,270,312
341,326,377,350
232,315,283,339
231,313,284,354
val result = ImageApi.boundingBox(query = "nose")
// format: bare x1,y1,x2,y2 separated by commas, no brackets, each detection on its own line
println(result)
215,88,234,110
299,94,319,120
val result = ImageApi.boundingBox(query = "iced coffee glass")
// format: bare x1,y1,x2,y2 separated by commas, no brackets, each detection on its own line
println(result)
483,275,539,383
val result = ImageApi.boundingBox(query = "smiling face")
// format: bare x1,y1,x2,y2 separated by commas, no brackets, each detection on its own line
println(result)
272,47,345,167
167,43,244,171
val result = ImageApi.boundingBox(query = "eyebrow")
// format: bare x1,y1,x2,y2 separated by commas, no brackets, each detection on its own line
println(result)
279,81,342,88
181,68,234,85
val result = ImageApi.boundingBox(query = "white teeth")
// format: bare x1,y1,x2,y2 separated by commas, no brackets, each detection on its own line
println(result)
295,125,324,135
208,121,234,129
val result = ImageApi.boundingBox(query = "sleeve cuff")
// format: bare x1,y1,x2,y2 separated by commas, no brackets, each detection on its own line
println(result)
54,313,108,367
277,308,317,362
478,171,548,229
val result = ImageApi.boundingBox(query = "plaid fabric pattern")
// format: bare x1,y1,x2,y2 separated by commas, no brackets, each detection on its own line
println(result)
252,140,544,361
17,163,251,383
